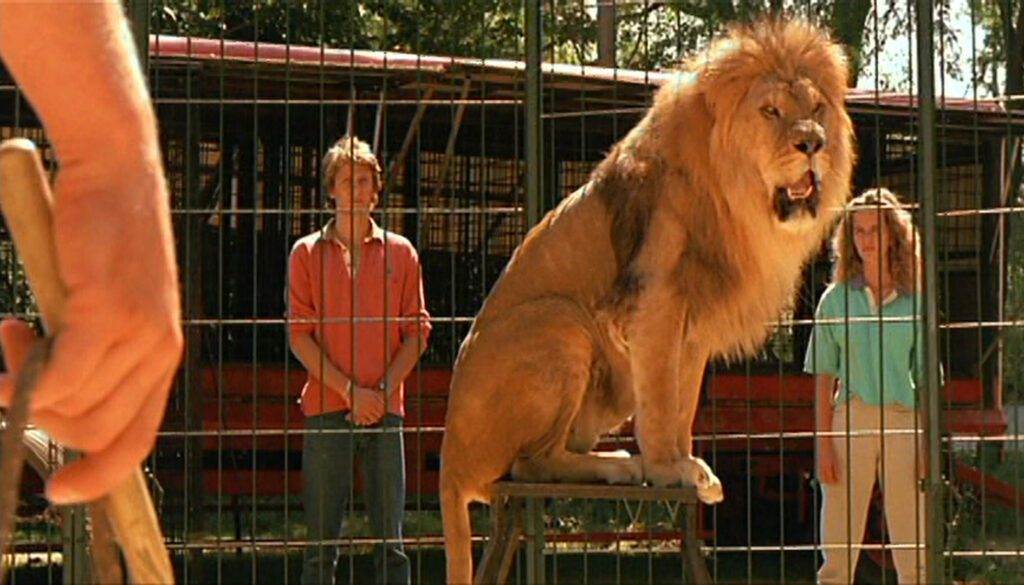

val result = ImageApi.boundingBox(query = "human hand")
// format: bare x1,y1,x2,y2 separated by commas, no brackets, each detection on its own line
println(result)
349,386,385,426
0,177,182,505
816,437,842,484
0,0,184,508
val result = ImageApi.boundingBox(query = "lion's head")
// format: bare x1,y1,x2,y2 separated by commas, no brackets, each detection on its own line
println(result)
656,20,854,234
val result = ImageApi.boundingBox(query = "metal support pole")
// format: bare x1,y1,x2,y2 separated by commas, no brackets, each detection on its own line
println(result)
61,488,89,585
915,0,946,582
525,0,543,228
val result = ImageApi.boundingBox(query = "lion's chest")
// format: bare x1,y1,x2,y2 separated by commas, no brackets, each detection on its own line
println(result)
680,247,806,358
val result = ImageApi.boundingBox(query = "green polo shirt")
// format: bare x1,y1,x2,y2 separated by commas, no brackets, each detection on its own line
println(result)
803,280,925,409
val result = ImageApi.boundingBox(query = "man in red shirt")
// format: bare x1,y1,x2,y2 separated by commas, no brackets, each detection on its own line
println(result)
288,135,430,585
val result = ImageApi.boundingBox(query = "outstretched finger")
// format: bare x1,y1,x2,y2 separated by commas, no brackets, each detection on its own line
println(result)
45,370,170,505
0,319,41,407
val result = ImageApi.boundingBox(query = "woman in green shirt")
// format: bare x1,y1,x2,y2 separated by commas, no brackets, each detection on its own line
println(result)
804,188,926,585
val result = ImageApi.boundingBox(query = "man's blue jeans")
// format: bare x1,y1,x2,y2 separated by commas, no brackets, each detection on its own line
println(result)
301,411,410,585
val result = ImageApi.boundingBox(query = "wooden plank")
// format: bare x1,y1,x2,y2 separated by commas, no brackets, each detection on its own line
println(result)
953,461,1024,512
706,374,985,405
492,482,698,503
384,87,435,188
706,374,815,403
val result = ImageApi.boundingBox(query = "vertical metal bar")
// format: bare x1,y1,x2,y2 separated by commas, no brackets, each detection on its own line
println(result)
525,0,543,228
184,49,206,566
915,0,945,582
61,503,88,585
981,139,1006,413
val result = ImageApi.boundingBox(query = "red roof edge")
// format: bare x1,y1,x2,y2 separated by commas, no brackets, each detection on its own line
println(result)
147,34,676,86
147,35,1006,112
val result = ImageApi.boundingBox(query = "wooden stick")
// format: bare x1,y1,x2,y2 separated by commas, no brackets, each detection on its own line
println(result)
0,139,174,584
88,499,124,585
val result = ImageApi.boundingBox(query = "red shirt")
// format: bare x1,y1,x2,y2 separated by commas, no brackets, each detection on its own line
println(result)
288,219,431,417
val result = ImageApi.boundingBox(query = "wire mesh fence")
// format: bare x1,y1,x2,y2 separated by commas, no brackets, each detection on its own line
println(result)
0,1,1021,584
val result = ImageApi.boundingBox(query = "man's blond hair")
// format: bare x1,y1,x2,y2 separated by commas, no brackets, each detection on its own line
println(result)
322,134,382,193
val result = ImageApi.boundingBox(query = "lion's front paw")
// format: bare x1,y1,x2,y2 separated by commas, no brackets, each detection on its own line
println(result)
681,456,724,505
642,456,725,504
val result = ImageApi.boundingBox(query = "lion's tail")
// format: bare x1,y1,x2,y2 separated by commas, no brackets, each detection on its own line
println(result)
441,472,473,585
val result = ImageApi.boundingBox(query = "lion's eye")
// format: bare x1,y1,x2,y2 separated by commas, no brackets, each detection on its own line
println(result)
761,105,781,119
813,102,826,116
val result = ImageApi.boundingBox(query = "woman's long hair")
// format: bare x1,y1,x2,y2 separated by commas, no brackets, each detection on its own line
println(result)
831,187,921,294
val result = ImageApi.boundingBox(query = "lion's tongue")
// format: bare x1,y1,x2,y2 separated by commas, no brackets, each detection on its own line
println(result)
787,171,815,200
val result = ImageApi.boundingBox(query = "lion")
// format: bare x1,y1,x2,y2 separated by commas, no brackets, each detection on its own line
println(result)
440,19,854,584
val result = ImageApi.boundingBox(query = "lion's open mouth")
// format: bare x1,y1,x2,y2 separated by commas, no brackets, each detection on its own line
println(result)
773,170,821,221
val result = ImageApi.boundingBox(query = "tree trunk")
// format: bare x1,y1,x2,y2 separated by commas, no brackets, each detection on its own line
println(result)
597,0,616,67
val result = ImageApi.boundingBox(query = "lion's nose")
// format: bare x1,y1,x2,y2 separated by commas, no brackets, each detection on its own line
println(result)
795,138,823,155
792,121,826,155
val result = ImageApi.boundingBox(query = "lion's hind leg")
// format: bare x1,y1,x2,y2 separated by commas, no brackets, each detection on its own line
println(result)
475,298,642,488
511,450,642,485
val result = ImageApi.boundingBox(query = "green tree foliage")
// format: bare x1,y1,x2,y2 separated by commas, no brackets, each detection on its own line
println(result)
970,0,1023,98
969,1,1023,402
150,0,524,56
151,0,372,46
146,1,877,80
